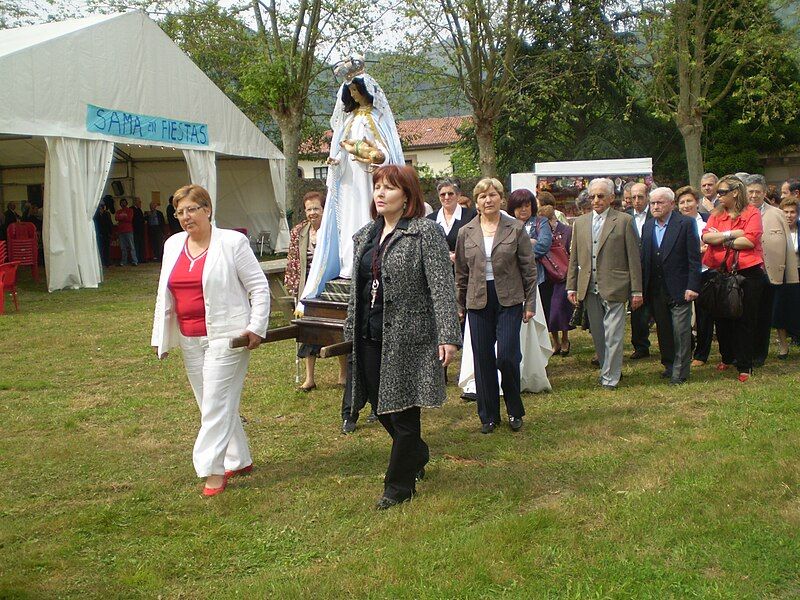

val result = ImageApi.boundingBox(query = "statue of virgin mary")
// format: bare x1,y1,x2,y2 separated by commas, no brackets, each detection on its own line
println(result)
300,56,404,301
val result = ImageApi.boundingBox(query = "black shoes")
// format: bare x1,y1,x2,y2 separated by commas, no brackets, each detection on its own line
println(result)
416,466,425,481
669,377,687,385
366,412,379,423
630,350,650,359
376,495,411,510
509,417,523,432
461,392,478,402
341,419,356,434
480,422,496,434
601,384,617,390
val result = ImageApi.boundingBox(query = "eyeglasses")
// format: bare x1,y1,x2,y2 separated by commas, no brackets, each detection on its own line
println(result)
176,205,204,218
589,194,608,199
717,188,733,196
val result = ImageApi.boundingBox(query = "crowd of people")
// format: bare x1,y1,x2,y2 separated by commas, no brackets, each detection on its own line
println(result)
153,169,800,508
93,195,180,267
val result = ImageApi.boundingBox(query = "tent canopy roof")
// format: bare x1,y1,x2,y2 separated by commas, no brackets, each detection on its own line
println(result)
0,11,283,161
533,158,653,177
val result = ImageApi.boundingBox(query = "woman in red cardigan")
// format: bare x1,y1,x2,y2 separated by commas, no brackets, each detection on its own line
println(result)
702,175,764,382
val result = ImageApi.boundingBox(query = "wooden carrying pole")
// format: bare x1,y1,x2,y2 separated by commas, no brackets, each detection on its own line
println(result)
229,325,299,348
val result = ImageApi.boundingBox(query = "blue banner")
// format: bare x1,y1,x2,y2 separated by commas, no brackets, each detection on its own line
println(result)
86,104,209,146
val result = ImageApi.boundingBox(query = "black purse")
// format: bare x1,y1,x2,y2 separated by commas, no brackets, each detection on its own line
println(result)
697,248,744,319
569,301,585,329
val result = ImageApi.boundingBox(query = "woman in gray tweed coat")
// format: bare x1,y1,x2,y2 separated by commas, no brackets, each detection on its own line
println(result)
344,165,461,510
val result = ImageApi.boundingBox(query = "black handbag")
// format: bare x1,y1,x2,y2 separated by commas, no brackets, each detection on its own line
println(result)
569,301,585,329
697,248,744,319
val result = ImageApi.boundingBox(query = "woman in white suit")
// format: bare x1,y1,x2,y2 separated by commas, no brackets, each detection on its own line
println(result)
152,185,270,497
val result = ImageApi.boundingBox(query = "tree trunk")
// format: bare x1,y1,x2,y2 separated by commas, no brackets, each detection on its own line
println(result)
474,115,498,178
274,110,303,224
677,115,704,189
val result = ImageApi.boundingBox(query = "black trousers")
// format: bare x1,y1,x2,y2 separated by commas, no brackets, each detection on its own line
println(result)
693,270,716,362
148,225,163,261
133,229,145,264
467,280,524,425
753,275,776,365
360,338,427,501
630,303,651,353
340,352,373,422
715,266,764,373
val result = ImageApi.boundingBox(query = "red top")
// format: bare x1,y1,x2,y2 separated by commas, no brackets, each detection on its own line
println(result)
702,205,764,271
116,207,134,233
168,243,208,337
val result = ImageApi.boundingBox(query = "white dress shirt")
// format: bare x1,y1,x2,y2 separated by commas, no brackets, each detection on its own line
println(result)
436,204,463,236
633,209,648,237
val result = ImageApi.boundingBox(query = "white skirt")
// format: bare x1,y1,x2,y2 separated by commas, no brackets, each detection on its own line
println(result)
458,291,553,394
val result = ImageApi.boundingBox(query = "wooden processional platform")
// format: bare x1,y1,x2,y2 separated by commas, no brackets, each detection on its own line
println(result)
248,278,351,357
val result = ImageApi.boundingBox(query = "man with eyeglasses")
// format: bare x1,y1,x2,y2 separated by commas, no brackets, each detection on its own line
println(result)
625,182,654,359
746,174,799,366
640,187,701,384
567,178,643,390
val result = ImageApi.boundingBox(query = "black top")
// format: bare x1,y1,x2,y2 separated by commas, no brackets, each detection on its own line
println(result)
359,219,398,342
427,206,477,252
132,206,146,232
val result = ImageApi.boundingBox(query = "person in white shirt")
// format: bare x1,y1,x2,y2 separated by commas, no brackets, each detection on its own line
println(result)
676,185,714,366
700,173,719,212
625,182,653,359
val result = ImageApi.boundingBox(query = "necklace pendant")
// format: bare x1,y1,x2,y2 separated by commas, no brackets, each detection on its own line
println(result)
370,279,379,309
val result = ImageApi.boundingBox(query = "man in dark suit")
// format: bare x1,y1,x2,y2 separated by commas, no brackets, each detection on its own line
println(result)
641,187,702,384
567,178,643,389
132,197,146,263
625,182,654,359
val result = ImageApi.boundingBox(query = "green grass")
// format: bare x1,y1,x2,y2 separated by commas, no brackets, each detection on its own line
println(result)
1,264,799,599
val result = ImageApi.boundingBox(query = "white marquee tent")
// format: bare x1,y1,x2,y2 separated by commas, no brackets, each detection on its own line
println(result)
511,158,653,192
0,11,289,291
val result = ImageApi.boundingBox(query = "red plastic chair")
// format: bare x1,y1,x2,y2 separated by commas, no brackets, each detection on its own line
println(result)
7,222,39,282
0,261,21,314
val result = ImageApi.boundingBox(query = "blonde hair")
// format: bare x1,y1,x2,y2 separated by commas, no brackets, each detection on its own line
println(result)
473,178,504,199
172,184,212,216
715,175,747,215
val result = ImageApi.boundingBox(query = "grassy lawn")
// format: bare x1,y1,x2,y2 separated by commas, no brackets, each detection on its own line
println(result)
1,263,798,599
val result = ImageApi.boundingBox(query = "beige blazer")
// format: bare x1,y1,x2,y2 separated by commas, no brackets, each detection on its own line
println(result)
454,214,537,311
761,204,799,285
566,209,643,303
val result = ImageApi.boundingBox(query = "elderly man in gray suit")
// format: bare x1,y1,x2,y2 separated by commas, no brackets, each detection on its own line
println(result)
567,178,643,389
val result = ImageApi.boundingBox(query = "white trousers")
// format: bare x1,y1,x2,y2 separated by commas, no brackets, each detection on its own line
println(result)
180,334,253,478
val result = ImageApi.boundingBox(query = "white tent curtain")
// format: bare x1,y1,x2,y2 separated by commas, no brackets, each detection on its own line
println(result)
183,149,217,222
269,158,289,251
43,136,114,291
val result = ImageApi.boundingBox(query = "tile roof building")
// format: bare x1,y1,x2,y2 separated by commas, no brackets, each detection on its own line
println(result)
298,115,470,180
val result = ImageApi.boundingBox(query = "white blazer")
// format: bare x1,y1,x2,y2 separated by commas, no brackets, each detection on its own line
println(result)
151,226,270,356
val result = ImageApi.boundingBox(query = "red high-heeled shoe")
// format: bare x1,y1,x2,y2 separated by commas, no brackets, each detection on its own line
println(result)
716,362,731,371
202,475,228,497
224,464,253,479
737,373,750,383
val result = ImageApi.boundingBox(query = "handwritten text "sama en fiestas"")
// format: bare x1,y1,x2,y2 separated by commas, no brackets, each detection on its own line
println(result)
86,104,209,146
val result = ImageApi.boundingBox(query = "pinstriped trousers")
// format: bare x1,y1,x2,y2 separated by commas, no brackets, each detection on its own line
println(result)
467,280,525,425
